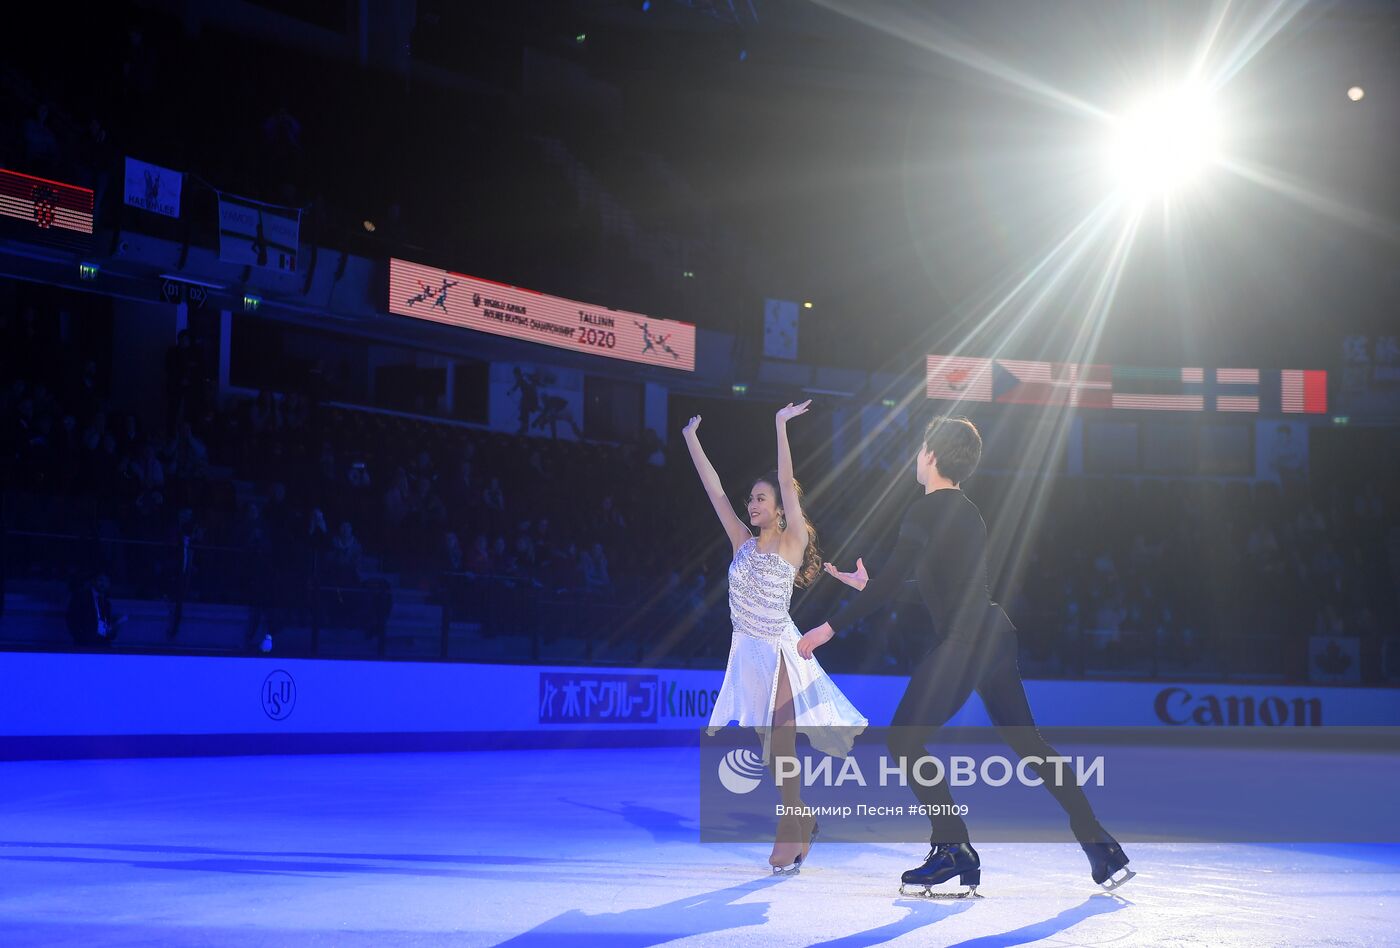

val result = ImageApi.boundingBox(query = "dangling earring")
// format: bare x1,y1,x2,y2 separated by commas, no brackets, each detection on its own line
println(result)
778,512,787,531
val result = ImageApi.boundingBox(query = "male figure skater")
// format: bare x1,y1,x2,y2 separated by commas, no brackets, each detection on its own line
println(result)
798,415,1132,895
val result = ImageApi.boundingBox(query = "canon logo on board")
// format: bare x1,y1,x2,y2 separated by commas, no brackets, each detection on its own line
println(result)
1154,687,1322,726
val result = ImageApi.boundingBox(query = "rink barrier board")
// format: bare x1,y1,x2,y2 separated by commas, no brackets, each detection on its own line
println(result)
1,652,1398,759
0,729,705,760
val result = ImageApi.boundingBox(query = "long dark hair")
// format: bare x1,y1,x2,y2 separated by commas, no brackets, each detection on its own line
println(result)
754,471,822,588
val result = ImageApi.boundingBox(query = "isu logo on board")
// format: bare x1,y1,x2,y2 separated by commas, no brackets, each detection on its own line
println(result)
262,670,297,721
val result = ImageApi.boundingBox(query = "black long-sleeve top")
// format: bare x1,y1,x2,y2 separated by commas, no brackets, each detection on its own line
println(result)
827,487,1011,639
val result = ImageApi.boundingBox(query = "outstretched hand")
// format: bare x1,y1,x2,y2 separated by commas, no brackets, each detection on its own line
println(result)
776,400,812,424
797,622,834,659
682,415,701,437
822,557,868,591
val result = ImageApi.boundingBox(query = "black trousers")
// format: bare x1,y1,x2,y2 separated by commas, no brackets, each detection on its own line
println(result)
887,613,1105,846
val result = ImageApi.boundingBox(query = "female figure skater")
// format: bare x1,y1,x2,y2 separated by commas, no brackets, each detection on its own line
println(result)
682,400,868,873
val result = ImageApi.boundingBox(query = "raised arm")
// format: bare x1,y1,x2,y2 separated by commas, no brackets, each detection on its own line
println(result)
774,400,812,553
682,415,752,555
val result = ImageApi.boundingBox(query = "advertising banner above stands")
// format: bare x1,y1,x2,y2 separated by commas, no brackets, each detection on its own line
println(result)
389,257,696,372
123,157,183,218
217,192,301,272
0,167,94,250
927,355,1327,414
1339,333,1400,418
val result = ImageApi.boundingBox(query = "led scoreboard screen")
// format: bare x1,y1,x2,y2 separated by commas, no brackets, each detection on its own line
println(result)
0,167,94,250
927,355,1327,414
389,258,695,372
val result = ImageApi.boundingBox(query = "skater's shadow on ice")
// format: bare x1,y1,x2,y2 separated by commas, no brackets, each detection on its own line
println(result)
560,798,695,842
0,841,618,880
1260,842,1400,869
805,898,975,946
493,875,786,947
0,841,579,865
941,893,1131,948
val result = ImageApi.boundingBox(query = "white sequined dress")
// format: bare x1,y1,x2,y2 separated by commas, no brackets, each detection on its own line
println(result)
706,537,868,761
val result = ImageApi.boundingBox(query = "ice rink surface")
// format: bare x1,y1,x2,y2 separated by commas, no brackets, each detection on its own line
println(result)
1,746,1396,946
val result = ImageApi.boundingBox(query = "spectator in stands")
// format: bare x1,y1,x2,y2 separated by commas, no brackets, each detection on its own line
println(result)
443,531,464,572
301,506,333,585
66,572,123,647
118,441,164,509
283,391,311,432
239,501,281,653
305,506,332,549
119,27,158,121
116,412,142,456
448,459,478,516
52,414,80,494
641,428,666,468
581,542,611,594
483,476,505,513
491,536,510,574
465,533,492,573
409,449,436,485
79,118,115,205
510,533,536,581
543,541,580,591
19,412,55,492
264,482,293,535
328,521,363,586
341,459,374,537
22,104,60,174
85,431,121,504
70,359,103,423
163,420,208,506
383,468,411,530
413,475,447,528
164,331,202,435
261,104,305,201
76,406,103,459
598,495,626,536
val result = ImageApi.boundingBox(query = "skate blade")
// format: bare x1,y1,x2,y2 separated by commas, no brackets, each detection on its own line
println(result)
898,884,983,900
1099,868,1136,892
771,820,818,877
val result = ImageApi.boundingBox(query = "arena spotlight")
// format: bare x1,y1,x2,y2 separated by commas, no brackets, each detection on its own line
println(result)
1104,85,1221,198
1347,86,1364,102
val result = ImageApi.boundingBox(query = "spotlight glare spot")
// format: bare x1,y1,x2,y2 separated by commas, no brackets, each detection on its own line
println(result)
1104,85,1222,199
1347,85,1364,102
